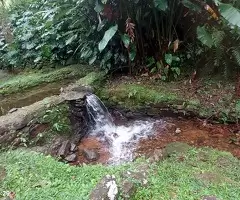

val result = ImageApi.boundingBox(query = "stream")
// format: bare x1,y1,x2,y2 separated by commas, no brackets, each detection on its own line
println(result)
76,94,240,165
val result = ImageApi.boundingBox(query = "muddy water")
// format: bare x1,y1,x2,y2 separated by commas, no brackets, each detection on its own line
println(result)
76,116,240,165
0,79,74,116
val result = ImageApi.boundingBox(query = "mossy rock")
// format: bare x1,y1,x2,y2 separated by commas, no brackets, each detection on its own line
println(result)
163,142,191,158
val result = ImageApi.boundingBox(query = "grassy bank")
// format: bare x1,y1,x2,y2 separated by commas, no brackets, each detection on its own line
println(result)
98,77,239,123
0,65,94,96
0,146,239,199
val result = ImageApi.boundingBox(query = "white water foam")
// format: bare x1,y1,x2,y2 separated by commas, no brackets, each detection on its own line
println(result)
86,94,162,165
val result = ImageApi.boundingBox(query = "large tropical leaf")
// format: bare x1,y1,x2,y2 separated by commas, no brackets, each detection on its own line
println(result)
154,0,168,11
197,26,213,48
218,3,240,28
98,24,118,52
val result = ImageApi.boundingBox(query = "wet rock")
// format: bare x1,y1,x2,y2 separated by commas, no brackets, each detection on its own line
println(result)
70,143,77,152
163,142,191,158
49,137,65,156
83,149,100,161
120,180,136,199
65,153,77,162
8,108,18,113
202,195,219,200
57,140,71,157
90,175,118,200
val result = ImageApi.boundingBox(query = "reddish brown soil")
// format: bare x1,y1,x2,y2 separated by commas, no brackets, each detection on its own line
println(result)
137,118,240,159
77,136,110,165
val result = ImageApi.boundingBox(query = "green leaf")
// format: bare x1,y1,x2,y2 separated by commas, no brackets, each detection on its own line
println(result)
98,24,118,52
66,34,78,45
165,54,173,65
154,0,168,11
89,55,97,65
129,44,136,61
197,26,213,48
172,67,181,76
94,0,104,13
121,34,130,48
181,0,202,12
219,3,240,28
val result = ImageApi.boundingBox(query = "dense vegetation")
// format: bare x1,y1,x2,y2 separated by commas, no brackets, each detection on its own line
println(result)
0,0,240,80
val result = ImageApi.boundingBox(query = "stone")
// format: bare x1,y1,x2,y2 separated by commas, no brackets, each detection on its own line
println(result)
148,149,164,163
175,128,181,134
57,140,71,157
83,149,100,161
202,195,219,200
49,137,65,156
120,180,136,199
70,143,78,152
65,153,77,162
90,175,118,200
8,108,18,113
163,142,191,158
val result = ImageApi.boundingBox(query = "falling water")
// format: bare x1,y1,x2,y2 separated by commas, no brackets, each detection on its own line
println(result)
86,94,162,165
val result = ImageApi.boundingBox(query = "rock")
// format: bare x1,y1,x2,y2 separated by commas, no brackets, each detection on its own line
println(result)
83,149,100,161
120,180,136,199
65,153,77,162
12,138,21,146
90,175,118,200
163,142,191,158
195,172,233,185
175,128,181,134
57,140,71,157
70,143,77,152
148,149,164,163
49,137,65,156
202,195,219,200
8,108,18,113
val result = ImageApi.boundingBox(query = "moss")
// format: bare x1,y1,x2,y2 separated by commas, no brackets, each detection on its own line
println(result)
0,65,92,96
76,71,106,87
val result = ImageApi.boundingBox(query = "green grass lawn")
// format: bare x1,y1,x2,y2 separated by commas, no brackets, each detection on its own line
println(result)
0,147,239,200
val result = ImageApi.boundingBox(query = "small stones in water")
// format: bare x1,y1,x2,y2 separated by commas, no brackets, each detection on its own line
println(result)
175,128,181,135
83,149,100,161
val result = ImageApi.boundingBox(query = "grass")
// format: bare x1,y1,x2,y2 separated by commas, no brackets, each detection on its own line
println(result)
0,150,136,200
0,65,93,96
99,83,200,110
0,147,239,199
134,147,240,200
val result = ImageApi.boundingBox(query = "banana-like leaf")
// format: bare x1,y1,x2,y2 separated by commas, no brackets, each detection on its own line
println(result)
98,24,118,52
197,26,213,48
218,3,240,28
153,0,168,11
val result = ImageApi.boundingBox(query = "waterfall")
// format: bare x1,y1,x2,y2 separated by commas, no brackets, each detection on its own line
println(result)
85,94,161,165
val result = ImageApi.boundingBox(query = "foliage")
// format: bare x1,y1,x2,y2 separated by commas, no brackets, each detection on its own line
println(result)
1,0,240,80
40,104,70,133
